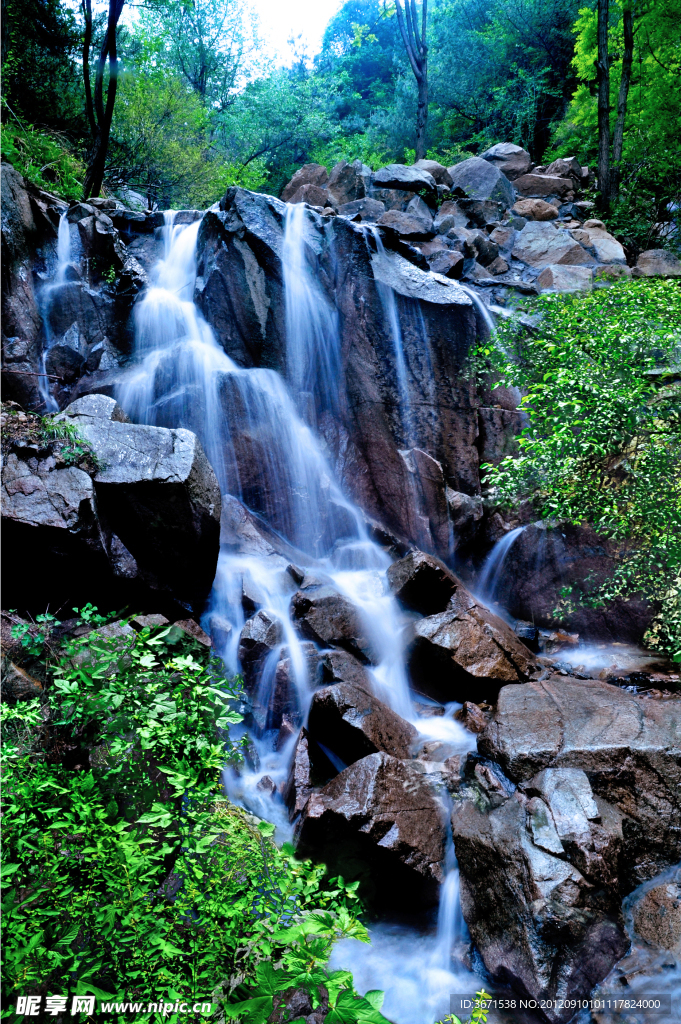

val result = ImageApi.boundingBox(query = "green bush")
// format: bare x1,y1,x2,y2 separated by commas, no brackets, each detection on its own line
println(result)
478,278,681,660
1,116,85,200
1,622,386,1022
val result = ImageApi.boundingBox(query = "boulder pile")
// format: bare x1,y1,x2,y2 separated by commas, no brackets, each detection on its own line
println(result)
279,146,681,300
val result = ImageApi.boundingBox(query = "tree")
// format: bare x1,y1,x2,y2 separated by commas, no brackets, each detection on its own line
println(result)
394,0,428,160
82,0,126,198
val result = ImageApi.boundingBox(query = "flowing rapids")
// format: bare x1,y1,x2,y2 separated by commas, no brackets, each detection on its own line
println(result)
117,209,481,1022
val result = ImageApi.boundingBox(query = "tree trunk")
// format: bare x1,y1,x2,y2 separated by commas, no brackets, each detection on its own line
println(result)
611,1,634,198
81,0,97,139
395,0,428,161
82,0,125,200
595,0,611,212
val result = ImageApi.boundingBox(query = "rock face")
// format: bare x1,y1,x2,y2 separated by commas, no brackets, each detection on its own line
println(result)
296,752,446,909
307,681,417,767
2,395,221,614
454,677,681,1022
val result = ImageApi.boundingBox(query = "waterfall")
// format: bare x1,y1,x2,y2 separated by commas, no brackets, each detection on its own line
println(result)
118,208,479,1008
283,203,341,418
368,228,414,446
476,525,525,607
38,212,72,412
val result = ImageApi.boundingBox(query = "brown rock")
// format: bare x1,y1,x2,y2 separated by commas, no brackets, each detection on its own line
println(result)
413,159,453,187
409,589,538,704
377,208,433,239
327,159,371,206
456,700,490,733
633,249,681,277
318,649,372,690
281,163,329,202
288,183,334,209
238,610,283,686
1,660,43,701
387,549,458,615
308,681,417,769
296,752,446,908
172,618,212,646
545,156,582,181
511,198,559,221
513,174,575,199
632,875,681,954
487,256,509,275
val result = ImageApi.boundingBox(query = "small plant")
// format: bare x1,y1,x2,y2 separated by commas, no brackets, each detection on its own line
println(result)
436,989,492,1024
10,612,61,659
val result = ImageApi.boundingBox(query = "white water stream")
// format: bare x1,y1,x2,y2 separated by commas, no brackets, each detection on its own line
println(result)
38,212,72,412
117,209,481,1022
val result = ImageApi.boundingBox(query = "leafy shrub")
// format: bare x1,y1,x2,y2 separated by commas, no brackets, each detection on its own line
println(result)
478,278,681,660
1,621,385,1023
1,115,85,200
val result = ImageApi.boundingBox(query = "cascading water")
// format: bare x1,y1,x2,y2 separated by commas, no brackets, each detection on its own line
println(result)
476,525,525,609
118,205,481,1020
38,212,72,412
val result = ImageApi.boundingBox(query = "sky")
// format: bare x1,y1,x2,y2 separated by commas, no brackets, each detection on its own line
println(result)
249,0,343,63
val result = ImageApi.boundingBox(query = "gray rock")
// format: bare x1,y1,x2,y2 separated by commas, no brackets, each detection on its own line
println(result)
544,156,582,181
452,789,627,1023
479,676,681,885
376,208,433,239
512,221,593,268
2,455,96,532
283,729,313,820
238,609,283,686
61,404,221,609
371,248,472,306
372,164,437,196
337,197,385,222
434,200,468,233
447,157,514,207
318,649,372,690
291,586,375,664
296,751,446,909
446,488,483,547
481,143,532,181
413,159,453,187
427,250,464,278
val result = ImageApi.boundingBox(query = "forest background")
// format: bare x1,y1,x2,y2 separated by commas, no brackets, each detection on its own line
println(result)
2,0,680,256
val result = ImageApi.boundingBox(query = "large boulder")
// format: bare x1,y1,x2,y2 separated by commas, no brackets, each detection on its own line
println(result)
513,173,575,199
455,678,681,1021
296,752,446,909
307,681,417,768
413,159,453,187
537,265,593,292
481,143,532,181
511,198,559,221
327,160,372,206
288,183,334,209
452,765,628,1024
479,677,681,885
377,199,434,239
2,396,220,613
281,164,329,203
387,549,458,615
512,221,593,268
372,164,437,199
447,157,514,208
633,249,681,277
579,220,626,263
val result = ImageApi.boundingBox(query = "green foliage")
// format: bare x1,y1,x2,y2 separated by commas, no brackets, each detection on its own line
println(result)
478,279,681,659
10,614,61,660
549,0,681,255
0,117,85,200
1,621,381,1021
436,990,493,1024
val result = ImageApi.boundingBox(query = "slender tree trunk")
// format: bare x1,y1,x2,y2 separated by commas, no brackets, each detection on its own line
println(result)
395,0,428,161
81,0,97,139
82,0,125,199
595,0,611,212
611,1,634,199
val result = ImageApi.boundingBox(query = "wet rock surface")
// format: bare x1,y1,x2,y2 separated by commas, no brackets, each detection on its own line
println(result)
296,751,446,909
307,681,417,767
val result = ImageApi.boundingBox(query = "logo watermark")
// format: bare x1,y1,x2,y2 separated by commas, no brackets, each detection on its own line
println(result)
14,996,214,1016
